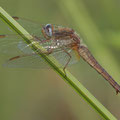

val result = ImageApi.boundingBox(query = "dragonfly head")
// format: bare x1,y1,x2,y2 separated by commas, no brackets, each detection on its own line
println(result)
42,24,53,38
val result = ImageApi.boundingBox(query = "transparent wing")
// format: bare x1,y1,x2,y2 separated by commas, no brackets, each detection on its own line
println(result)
3,48,79,69
3,54,49,69
0,35,79,68
12,16,44,38
0,35,24,55
0,35,34,55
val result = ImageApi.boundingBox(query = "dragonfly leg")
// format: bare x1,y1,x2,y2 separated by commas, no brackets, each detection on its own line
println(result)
61,48,72,76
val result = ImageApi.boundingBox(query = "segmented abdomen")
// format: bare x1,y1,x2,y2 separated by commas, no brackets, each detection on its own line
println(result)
78,45,120,94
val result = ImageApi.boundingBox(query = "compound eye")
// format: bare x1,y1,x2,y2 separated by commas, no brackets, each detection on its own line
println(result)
44,24,53,37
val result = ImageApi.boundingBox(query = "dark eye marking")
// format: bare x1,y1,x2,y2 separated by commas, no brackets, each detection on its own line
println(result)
44,24,52,37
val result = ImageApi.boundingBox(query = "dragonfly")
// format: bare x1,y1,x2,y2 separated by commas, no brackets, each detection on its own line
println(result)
0,16,120,94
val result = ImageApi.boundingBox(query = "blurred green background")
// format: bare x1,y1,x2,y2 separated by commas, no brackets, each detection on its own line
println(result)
0,0,120,120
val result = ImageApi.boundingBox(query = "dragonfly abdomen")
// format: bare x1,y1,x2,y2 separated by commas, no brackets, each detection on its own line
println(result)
78,45,120,94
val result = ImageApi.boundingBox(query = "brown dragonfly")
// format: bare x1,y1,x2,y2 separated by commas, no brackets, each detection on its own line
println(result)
0,16,120,94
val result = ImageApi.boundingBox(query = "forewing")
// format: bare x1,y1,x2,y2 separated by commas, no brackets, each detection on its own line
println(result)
0,35,34,55
3,47,79,69
12,17,44,38
3,54,50,69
